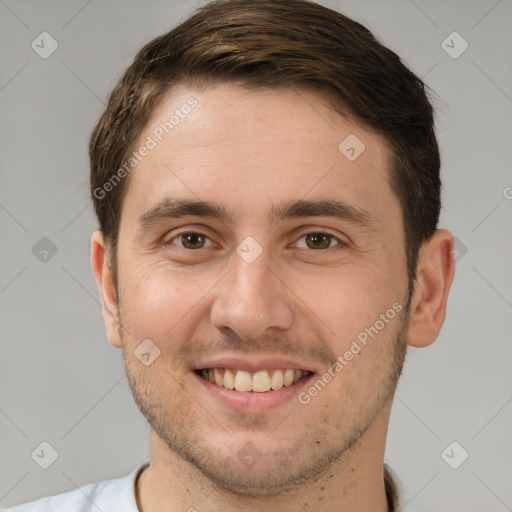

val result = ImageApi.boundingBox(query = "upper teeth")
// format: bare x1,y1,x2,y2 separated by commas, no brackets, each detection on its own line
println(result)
201,368,306,392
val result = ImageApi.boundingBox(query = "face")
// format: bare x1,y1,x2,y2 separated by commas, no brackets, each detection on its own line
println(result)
110,84,411,494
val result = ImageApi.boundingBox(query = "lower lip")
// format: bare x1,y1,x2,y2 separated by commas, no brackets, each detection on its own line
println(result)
194,372,315,411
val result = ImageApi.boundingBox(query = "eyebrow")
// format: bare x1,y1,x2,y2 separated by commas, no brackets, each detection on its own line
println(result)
135,197,376,231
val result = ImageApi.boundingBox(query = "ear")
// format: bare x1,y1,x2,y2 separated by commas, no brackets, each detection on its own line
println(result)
406,229,455,348
91,230,122,348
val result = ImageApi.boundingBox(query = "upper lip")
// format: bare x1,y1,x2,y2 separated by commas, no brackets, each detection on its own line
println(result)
193,355,318,374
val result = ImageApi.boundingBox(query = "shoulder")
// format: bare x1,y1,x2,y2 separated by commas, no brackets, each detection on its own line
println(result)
2,462,149,512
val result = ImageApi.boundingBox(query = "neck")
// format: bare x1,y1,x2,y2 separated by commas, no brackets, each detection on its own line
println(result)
136,402,393,512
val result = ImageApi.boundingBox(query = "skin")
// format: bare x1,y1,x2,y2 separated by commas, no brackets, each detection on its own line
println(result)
91,83,455,512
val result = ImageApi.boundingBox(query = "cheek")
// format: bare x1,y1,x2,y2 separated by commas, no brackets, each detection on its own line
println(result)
120,261,215,337
293,266,397,348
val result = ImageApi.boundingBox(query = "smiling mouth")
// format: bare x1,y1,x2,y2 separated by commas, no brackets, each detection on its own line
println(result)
195,368,313,393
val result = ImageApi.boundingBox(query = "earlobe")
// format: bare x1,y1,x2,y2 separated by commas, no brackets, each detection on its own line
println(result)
91,230,122,348
406,229,456,348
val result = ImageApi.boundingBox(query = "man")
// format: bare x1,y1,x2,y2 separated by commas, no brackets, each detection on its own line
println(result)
5,0,455,510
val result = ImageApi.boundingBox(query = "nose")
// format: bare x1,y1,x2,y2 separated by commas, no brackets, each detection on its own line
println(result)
210,251,294,340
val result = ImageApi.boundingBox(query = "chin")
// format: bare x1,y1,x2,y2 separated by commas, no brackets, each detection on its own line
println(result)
158,425,355,498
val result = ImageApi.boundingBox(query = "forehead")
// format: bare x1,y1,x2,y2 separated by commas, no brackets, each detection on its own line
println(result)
121,83,398,228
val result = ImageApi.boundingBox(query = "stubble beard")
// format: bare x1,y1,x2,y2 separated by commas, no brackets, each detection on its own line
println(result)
118,294,410,497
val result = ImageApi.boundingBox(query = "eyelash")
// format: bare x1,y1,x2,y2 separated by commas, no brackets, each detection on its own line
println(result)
164,230,347,251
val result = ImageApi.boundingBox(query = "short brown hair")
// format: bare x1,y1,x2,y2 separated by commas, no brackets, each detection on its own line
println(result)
90,0,440,293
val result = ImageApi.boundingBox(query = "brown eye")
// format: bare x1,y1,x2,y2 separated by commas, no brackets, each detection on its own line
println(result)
294,232,342,250
171,233,211,249
305,233,334,249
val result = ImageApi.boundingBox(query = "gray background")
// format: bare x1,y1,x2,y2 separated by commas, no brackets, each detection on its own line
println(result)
1,0,511,510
